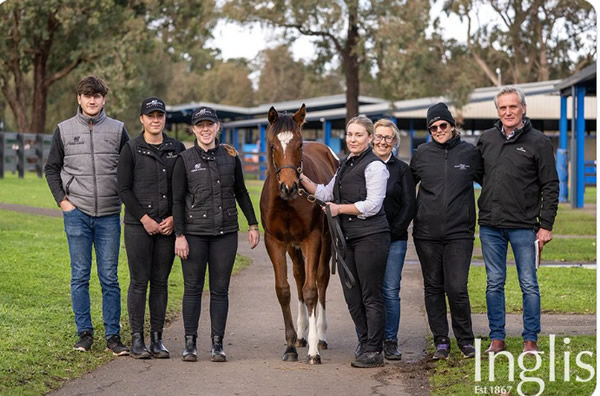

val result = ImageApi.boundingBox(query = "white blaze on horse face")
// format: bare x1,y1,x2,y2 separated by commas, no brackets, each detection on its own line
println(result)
277,131,294,157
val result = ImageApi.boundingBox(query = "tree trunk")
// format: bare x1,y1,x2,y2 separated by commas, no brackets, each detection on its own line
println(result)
31,59,49,133
340,5,361,154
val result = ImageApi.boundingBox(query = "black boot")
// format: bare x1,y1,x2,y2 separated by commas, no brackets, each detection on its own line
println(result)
182,335,197,362
150,331,170,359
211,335,226,362
130,332,151,359
383,339,402,360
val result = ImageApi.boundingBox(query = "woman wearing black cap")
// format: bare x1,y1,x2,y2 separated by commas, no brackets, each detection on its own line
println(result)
172,106,260,362
410,103,482,360
118,96,186,359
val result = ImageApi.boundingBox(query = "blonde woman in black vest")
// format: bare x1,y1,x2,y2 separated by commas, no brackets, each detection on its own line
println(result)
172,106,260,362
300,115,390,368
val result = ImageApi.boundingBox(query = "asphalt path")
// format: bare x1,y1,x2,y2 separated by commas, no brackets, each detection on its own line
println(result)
48,233,431,396
0,203,594,395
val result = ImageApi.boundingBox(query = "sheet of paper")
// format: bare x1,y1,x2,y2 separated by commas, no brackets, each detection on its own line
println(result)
535,239,541,270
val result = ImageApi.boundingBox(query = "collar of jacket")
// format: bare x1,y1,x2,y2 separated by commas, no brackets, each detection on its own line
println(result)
493,117,532,140
193,138,221,159
345,145,373,164
137,132,173,150
76,106,106,126
431,134,461,149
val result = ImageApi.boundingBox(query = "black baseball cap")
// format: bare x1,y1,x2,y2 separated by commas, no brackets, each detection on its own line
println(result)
140,96,166,115
191,106,218,124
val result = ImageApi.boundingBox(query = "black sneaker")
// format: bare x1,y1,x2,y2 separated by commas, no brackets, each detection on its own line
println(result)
432,343,450,360
351,351,384,368
383,339,402,360
460,344,476,359
73,331,93,352
354,342,364,359
106,335,130,356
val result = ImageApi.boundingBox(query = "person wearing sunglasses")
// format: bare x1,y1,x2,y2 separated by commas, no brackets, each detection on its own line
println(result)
371,119,416,360
410,103,483,360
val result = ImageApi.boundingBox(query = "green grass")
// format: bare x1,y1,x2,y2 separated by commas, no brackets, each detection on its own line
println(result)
552,205,595,235
430,335,596,395
474,238,597,262
0,209,250,395
0,172,60,209
468,266,596,314
584,187,596,204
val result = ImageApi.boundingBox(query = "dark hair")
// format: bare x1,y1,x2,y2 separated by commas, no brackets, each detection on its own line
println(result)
76,76,109,97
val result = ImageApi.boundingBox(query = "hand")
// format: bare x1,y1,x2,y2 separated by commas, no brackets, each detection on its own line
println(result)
175,235,189,259
140,214,161,236
299,173,316,194
159,216,174,235
60,199,76,212
324,202,340,217
536,228,553,249
248,229,260,249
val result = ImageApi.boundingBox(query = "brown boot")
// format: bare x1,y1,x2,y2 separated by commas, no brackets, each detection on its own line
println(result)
523,340,539,354
484,339,506,354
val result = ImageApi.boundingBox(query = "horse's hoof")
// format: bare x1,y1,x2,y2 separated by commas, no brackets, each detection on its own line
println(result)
282,346,298,362
318,340,328,350
306,354,321,365
296,338,307,348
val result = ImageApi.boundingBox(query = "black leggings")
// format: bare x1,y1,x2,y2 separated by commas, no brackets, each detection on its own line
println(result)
124,224,175,334
414,238,474,347
181,232,238,337
342,232,390,353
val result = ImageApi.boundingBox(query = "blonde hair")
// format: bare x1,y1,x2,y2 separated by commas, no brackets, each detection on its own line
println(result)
346,115,374,135
373,118,401,148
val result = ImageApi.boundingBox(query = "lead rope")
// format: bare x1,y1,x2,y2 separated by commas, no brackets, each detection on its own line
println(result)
298,188,356,289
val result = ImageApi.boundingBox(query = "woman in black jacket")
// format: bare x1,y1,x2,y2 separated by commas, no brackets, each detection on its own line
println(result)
410,103,482,360
118,97,186,359
172,106,260,363
372,119,416,360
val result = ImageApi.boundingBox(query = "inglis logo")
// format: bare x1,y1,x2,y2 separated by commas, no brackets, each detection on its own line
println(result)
190,163,206,173
454,163,471,170
145,99,163,109
517,146,527,153
67,136,84,145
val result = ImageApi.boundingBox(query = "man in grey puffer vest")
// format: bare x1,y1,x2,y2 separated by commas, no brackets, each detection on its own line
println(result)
45,76,130,355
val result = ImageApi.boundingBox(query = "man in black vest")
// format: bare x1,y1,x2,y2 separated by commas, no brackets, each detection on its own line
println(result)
45,76,130,355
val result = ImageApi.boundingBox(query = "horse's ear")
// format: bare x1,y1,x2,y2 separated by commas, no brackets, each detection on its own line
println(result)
268,106,278,124
293,104,306,127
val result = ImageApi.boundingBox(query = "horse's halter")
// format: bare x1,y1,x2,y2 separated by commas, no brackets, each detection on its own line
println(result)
272,142,303,180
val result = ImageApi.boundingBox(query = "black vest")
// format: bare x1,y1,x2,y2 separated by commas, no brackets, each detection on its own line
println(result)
124,134,184,224
333,147,389,239
180,144,238,236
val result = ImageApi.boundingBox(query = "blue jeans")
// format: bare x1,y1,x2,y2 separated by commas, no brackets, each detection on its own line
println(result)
63,208,122,337
383,240,407,341
480,226,540,342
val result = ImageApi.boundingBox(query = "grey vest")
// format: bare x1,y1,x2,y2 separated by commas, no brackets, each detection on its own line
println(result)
59,108,125,216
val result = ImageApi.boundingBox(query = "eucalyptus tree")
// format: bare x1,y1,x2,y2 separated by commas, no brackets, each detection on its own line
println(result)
443,0,596,85
0,0,151,133
223,0,431,125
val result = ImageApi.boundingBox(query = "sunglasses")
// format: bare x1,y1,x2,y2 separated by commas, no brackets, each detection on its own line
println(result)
429,122,450,133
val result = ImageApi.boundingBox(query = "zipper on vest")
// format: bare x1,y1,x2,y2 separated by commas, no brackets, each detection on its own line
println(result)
89,120,98,216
